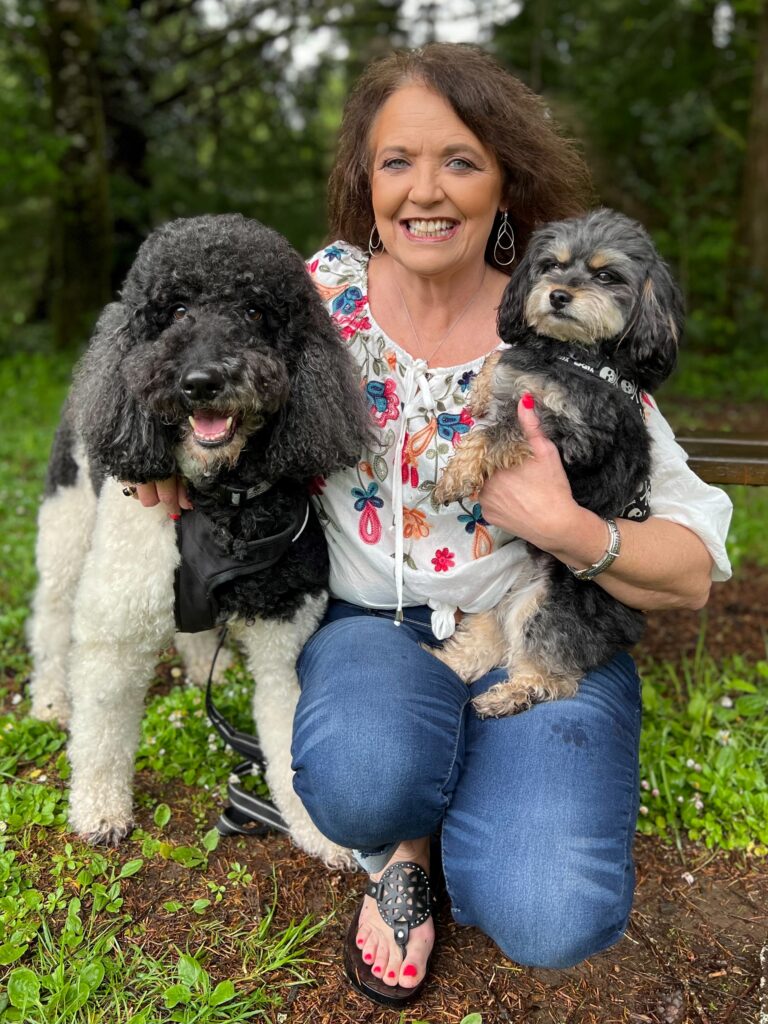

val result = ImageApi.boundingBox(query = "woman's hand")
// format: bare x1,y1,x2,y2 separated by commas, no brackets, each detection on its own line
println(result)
478,396,586,553
123,477,192,517
478,395,713,611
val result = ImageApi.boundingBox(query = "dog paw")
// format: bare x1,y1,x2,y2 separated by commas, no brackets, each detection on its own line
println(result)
30,697,71,729
433,475,476,505
77,821,134,847
472,682,533,719
318,843,358,872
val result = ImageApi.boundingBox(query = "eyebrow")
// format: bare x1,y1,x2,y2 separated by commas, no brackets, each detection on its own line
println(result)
376,143,488,161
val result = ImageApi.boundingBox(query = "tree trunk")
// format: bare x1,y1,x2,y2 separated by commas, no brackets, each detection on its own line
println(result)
42,0,112,349
736,0,768,296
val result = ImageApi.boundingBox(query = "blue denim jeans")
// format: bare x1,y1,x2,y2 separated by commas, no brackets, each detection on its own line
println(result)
291,600,641,969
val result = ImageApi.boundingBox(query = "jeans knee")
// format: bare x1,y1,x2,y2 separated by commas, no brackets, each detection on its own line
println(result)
292,740,443,851
449,862,633,969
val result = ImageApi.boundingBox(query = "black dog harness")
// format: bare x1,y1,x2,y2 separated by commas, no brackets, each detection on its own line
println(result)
172,480,309,837
173,491,309,634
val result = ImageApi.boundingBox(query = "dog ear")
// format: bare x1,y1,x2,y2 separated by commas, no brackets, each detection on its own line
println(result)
72,303,177,483
264,282,370,481
621,256,684,391
496,243,540,340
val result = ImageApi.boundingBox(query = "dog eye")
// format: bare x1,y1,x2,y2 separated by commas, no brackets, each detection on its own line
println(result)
540,260,563,274
594,270,618,284
244,307,262,322
171,305,188,321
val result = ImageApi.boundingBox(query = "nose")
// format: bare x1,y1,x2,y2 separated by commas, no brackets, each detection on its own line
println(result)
408,162,445,206
180,367,225,403
549,289,573,311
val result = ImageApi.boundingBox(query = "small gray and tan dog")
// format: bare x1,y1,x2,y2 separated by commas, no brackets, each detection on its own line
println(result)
433,208,683,717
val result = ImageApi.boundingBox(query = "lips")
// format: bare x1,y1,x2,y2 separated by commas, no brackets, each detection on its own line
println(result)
187,412,238,447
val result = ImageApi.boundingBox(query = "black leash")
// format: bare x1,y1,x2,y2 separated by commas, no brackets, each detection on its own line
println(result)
205,627,290,838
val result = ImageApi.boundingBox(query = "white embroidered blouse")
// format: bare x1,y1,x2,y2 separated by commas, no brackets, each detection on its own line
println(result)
306,241,733,639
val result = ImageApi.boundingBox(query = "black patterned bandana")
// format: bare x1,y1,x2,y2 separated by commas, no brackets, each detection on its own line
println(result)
556,352,651,522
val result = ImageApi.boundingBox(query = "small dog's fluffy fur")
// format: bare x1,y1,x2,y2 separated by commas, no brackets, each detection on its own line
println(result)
433,208,683,717
28,214,368,865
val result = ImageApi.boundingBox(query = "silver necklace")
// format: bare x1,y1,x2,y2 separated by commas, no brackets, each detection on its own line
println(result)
392,266,488,367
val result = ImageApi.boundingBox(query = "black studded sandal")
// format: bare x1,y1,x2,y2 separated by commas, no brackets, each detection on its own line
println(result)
343,860,434,1007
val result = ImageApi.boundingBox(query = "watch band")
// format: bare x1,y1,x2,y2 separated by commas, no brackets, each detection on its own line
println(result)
568,517,621,581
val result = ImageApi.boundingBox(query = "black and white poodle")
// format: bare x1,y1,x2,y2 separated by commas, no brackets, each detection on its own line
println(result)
28,214,368,864
433,208,683,717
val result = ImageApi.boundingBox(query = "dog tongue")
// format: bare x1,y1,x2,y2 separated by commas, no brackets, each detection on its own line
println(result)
193,414,229,438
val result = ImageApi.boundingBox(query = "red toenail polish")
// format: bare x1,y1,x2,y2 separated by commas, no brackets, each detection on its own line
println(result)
364,954,373,962
387,971,396,978
403,964,418,977
373,966,382,974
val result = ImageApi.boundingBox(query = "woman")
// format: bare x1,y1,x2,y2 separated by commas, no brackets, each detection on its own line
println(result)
140,44,732,1008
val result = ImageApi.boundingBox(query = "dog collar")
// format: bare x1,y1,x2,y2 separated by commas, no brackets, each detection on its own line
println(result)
198,478,274,507
556,353,644,418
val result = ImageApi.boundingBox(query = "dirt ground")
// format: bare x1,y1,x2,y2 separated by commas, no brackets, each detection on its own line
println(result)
110,561,767,1024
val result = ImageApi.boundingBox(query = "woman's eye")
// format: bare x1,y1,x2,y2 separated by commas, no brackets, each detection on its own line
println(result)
245,307,262,322
447,157,474,170
171,305,187,321
382,158,409,170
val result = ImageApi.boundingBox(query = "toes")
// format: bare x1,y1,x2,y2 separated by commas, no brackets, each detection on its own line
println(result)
382,946,403,987
398,930,433,988
360,929,379,970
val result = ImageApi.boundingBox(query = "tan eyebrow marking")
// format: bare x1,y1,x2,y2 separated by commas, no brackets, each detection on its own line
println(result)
587,248,633,270
553,247,571,264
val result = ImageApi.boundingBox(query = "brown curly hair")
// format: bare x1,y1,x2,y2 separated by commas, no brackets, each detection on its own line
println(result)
327,43,594,272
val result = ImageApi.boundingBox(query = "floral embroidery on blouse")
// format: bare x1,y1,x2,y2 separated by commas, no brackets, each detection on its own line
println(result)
432,547,456,572
307,241,503,577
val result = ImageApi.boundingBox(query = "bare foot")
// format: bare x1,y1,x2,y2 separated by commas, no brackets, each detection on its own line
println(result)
354,837,435,989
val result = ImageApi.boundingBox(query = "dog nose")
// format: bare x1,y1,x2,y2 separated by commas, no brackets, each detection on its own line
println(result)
549,289,573,310
180,368,225,403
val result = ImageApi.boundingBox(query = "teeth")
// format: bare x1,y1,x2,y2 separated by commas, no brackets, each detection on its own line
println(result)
226,416,233,429
188,416,195,428
407,218,456,237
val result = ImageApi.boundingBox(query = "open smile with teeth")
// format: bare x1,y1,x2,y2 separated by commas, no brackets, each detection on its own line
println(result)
403,218,459,239
187,411,239,447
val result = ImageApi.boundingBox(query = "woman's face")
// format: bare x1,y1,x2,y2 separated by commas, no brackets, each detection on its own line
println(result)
369,81,503,280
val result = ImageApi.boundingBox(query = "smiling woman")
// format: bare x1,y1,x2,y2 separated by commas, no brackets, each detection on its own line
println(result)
288,42,733,1010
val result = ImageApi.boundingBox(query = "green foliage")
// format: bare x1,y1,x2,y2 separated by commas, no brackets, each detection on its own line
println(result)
0,350,73,677
638,653,768,851
725,485,768,571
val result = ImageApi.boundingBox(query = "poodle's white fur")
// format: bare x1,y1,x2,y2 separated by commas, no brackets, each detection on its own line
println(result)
29,454,352,867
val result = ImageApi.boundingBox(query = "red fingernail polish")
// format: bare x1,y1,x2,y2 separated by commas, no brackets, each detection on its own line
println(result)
373,966,382,974
403,964,418,977
387,971,396,978
357,938,364,946
522,392,535,409
364,953,373,962
169,513,181,521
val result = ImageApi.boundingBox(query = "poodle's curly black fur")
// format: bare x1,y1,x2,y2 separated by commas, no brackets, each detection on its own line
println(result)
53,213,369,623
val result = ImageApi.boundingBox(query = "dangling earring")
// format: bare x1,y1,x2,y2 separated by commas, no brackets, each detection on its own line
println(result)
368,224,384,257
493,211,516,266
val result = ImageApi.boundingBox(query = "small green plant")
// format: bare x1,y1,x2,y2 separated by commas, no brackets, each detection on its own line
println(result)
638,653,768,851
